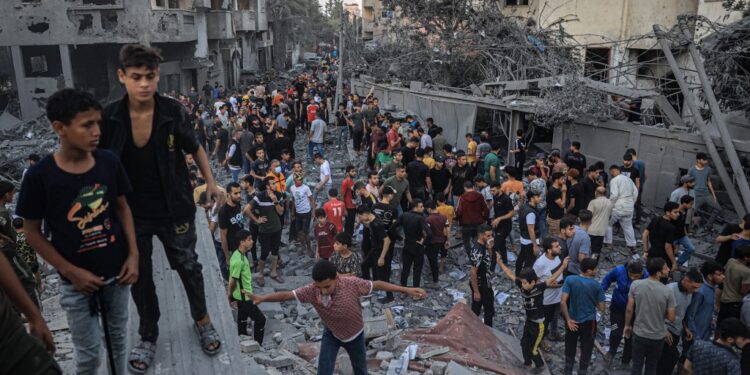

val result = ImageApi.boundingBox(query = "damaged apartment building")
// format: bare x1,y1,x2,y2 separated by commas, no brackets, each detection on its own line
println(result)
0,0,274,121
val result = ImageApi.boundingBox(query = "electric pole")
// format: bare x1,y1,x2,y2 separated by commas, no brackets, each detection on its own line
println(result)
333,1,344,121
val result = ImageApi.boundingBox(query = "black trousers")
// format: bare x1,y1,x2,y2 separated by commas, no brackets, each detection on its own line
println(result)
521,320,545,367
542,303,561,338
590,235,604,257
133,219,206,342
235,299,266,344
564,320,596,375
609,305,633,364
492,226,511,271
470,281,495,327
345,208,357,237
516,243,536,275
361,241,394,298
352,130,363,152
656,332,681,375
631,334,665,375
461,225,478,258
426,242,444,283
401,242,425,287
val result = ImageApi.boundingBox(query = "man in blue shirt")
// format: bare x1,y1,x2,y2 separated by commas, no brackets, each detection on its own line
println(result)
683,261,725,357
601,260,648,368
561,258,606,375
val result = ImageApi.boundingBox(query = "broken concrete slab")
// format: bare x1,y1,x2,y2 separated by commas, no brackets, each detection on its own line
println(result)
240,340,261,353
430,361,448,375
364,315,389,339
444,361,473,375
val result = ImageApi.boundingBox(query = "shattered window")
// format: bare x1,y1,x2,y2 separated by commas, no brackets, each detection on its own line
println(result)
21,46,62,78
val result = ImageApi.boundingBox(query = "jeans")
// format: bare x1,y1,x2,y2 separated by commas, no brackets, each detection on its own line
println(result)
542,303,561,338
213,239,229,281
235,299,266,344
470,280,495,327
337,126,349,148
132,218,207,342
605,211,637,247
401,242,425,287
60,282,129,375
537,206,548,238
516,243,536,275
694,194,721,227
656,332,681,375
317,328,368,375
229,167,241,183
242,157,252,175
564,320,596,375
307,141,325,160
674,236,696,265
461,225,479,258
631,334,665,375
608,305,633,364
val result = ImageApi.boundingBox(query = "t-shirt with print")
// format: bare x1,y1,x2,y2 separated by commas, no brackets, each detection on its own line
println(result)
16,150,132,280
229,250,253,301
561,275,605,323
629,278,676,340
219,202,246,251
471,243,492,286
293,276,373,342
516,279,547,322
492,193,514,233
426,213,449,244
314,222,338,259
330,251,363,277
533,255,563,305
323,199,345,232
620,165,641,186
290,184,313,214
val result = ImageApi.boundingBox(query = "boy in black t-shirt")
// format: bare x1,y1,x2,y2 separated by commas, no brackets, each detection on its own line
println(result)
16,89,138,375
498,258,569,372
218,182,246,281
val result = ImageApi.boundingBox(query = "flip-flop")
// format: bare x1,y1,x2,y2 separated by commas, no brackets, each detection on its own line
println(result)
127,341,156,374
195,322,222,356
271,273,284,283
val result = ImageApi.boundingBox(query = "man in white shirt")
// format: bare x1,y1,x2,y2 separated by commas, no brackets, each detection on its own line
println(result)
289,175,315,256
315,153,333,203
308,113,327,160
587,187,613,257
605,165,638,252
534,237,565,341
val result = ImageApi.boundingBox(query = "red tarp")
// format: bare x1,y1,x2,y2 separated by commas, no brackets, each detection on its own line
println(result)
401,302,529,375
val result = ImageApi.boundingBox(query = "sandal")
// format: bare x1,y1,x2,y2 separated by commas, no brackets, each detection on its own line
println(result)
195,322,222,356
128,341,156,374
271,273,284,283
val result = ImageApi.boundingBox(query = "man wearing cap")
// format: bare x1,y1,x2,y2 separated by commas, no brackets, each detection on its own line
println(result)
683,317,748,375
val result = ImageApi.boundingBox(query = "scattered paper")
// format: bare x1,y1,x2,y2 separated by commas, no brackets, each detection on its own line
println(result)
494,292,510,305
445,288,465,301
449,270,466,280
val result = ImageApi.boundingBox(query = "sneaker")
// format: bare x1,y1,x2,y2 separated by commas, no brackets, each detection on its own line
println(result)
531,365,546,374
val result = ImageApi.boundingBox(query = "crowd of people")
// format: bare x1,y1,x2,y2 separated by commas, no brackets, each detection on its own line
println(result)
1,43,750,375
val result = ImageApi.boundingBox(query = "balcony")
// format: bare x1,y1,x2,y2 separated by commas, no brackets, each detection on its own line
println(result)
233,9,256,32
206,10,235,39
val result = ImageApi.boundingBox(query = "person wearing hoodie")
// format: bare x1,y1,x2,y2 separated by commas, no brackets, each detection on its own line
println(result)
605,164,639,252
456,181,489,258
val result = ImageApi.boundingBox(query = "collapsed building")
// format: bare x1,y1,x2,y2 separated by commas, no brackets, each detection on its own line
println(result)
0,0,275,122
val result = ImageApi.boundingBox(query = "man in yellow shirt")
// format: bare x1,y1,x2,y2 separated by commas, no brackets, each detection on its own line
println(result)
466,133,477,165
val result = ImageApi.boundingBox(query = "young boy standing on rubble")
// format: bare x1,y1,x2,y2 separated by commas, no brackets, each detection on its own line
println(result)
498,254,569,373
227,230,266,344
250,260,427,375
16,88,139,374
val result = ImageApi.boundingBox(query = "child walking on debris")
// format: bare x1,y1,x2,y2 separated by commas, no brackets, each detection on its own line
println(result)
227,230,266,344
497,253,569,373
16,88,140,375
250,260,426,375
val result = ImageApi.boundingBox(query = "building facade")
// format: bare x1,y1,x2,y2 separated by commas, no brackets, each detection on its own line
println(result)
0,0,273,120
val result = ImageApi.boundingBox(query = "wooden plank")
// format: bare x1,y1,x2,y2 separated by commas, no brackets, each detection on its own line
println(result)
99,209,265,375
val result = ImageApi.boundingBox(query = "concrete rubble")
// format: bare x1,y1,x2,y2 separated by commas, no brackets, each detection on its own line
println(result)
0,115,56,184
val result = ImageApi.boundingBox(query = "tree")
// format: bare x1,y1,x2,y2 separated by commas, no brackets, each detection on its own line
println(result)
724,0,750,16
268,0,336,70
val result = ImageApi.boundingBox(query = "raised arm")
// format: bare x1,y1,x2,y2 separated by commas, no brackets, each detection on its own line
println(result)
546,257,569,286
251,291,295,304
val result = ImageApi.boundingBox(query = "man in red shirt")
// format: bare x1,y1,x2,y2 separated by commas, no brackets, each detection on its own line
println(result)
387,120,401,151
250,260,426,375
323,188,345,232
341,165,357,236
306,102,319,125
314,208,338,260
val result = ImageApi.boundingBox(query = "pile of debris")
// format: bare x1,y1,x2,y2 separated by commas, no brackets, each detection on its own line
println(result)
0,115,56,184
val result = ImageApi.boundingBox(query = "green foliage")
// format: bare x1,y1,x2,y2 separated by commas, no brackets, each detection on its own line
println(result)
724,0,750,16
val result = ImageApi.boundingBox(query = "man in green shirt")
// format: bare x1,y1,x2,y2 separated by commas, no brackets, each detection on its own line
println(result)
378,148,403,183
381,166,412,215
227,229,266,344
484,142,503,185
